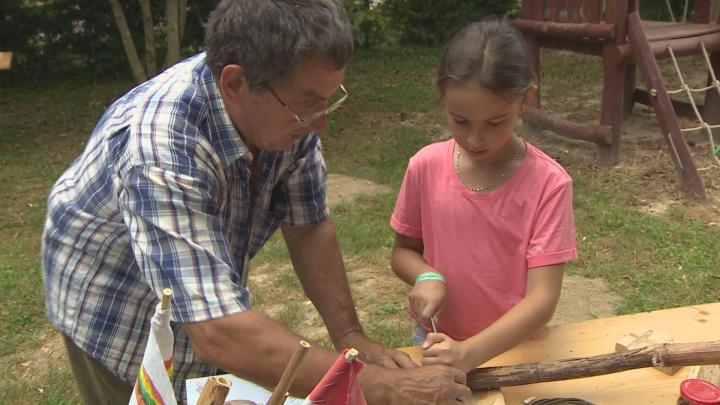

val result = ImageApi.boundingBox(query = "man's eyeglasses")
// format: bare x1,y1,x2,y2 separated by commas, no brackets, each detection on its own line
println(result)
268,84,348,129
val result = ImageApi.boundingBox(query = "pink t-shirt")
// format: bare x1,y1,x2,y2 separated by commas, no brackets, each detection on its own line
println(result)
390,139,577,340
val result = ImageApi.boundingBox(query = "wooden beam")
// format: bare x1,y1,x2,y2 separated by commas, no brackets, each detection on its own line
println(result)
521,106,612,145
467,341,720,390
618,32,720,65
633,89,699,119
514,19,616,40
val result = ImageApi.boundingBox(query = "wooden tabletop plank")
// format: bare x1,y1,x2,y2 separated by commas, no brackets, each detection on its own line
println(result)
401,303,720,404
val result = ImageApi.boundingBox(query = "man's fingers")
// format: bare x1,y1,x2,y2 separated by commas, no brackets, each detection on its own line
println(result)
375,353,400,368
388,349,418,368
454,384,472,402
451,367,467,385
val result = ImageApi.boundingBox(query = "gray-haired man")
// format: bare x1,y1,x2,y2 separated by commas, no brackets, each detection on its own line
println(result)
42,0,471,403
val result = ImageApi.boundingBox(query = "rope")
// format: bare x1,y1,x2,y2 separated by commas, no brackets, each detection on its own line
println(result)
664,0,690,23
667,44,720,164
665,0,677,22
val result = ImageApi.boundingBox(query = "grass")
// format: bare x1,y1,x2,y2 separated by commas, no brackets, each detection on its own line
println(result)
1,46,719,403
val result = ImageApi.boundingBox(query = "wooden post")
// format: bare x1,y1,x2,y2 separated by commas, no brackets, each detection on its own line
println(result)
626,11,706,198
703,50,720,142
467,340,720,390
521,107,612,144
266,341,311,405
597,0,628,166
0,52,12,70
197,376,232,405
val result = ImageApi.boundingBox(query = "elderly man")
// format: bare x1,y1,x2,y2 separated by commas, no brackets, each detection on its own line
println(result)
42,0,471,403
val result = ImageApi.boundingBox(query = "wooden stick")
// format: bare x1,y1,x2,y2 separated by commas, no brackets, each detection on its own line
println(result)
266,340,311,405
160,288,172,311
467,341,720,390
196,376,232,405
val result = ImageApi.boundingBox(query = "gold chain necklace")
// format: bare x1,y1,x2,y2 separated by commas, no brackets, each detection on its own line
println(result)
454,139,525,192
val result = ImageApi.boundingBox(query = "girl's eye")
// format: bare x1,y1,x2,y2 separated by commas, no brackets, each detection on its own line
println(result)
453,118,469,126
488,120,505,127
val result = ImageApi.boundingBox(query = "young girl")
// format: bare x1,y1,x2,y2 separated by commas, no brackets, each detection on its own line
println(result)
390,18,577,373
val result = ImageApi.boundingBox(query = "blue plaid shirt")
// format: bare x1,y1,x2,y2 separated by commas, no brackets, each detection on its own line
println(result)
42,53,329,399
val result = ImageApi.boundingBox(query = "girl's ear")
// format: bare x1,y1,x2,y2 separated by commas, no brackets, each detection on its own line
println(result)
521,84,539,112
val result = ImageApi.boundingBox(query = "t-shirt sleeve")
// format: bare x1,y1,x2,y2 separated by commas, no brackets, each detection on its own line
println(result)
527,180,577,269
390,158,423,239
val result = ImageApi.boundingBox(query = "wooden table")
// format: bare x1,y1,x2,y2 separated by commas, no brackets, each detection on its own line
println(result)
401,302,720,404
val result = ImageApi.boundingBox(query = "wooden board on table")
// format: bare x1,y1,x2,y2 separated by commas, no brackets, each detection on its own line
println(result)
401,303,720,405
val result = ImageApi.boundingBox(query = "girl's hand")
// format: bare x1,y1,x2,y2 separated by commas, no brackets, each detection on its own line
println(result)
420,333,470,371
409,279,446,328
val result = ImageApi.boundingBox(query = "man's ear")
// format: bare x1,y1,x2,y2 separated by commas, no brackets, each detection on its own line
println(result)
521,84,539,112
218,64,249,102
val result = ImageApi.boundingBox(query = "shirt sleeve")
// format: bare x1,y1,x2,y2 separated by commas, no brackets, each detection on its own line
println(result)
390,158,423,239
527,180,578,269
116,136,249,325
284,134,329,226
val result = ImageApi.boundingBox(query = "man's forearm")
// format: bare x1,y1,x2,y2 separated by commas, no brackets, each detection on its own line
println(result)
281,220,364,346
183,311,337,396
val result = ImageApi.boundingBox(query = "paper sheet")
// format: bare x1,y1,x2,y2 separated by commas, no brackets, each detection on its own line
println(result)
186,374,305,405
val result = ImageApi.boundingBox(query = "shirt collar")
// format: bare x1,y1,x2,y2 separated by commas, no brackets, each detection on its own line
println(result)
197,54,252,167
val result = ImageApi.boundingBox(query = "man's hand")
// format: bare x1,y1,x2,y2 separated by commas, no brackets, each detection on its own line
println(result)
360,364,472,404
336,330,416,369
421,332,472,372
409,279,446,327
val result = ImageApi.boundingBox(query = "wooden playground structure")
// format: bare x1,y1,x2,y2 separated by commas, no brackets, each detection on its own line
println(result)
515,0,720,198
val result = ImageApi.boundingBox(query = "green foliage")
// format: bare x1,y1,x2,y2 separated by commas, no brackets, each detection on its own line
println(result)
0,0,215,82
341,0,393,49
639,0,694,21
380,0,518,46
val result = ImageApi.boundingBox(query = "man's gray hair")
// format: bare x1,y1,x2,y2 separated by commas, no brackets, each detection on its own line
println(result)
205,0,353,92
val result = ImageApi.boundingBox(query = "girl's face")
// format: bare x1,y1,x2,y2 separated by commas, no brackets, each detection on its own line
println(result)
443,83,535,161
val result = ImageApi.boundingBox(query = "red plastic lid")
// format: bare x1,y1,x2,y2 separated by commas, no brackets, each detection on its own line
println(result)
680,379,720,405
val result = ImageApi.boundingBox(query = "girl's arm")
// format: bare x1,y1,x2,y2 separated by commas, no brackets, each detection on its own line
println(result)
391,233,446,326
422,264,564,372
391,233,433,285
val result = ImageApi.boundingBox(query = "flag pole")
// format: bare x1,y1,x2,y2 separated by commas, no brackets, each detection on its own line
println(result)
345,348,359,361
196,376,232,405
161,288,172,310
267,340,312,405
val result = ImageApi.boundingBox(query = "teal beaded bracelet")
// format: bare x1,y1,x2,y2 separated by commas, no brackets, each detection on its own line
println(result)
414,271,446,285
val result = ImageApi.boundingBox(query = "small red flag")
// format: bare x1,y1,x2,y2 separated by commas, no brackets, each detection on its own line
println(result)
304,348,367,405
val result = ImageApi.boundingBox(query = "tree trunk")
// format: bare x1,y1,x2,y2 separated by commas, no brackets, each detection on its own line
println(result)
108,0,147,83
164,0,181,68
179,0,187,41
467,341,720,390
139,0,157,77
